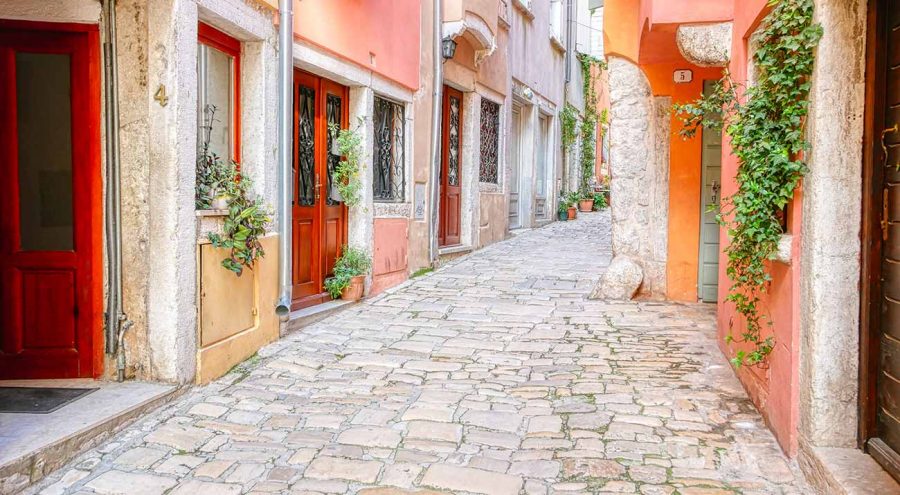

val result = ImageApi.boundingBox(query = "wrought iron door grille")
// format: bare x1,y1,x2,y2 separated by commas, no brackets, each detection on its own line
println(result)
480,98,500,184
297,85,315,206
448,96,461,186
326,94,342,205
373,96,405,202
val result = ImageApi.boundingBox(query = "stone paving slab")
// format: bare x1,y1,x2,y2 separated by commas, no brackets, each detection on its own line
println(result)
26,211,810,495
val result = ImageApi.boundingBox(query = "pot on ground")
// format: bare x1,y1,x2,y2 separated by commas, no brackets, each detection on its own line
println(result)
567,206,577,220
557,210,568,221
579,199,594,212
340,275,365,301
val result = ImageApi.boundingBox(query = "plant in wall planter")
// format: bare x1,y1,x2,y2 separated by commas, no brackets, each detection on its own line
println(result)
324,245,372,301
196,105,233,210
206,161,272,276
328,120,365,208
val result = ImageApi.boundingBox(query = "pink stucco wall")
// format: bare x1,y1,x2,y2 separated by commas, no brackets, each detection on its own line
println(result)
715,0,800,456
370,218,409,296
292,0,420,90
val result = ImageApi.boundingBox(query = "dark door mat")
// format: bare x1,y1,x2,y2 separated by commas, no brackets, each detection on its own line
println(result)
0,387,98,414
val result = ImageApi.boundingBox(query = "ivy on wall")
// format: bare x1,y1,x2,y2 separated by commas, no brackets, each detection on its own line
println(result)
577,53,607,197
674,0,822,367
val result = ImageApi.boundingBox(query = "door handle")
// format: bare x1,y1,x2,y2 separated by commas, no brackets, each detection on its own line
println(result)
314,173,321,202
711,180,720,204
882,123,899,169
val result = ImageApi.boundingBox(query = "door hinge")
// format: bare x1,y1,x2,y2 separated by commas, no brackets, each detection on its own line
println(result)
883,188,890,241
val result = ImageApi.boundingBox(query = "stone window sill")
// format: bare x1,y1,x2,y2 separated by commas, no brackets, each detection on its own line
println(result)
374,202,412,218
512,0,534,19
773,234,792,265
550,34,565,52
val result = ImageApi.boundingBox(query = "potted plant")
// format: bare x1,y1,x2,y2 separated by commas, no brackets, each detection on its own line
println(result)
328,121,364,207
557,200,569,221
566,191,579,220
324,245,371,301
206,160,272,276
196,105,232,210
578,192,594,212
591,191,608,211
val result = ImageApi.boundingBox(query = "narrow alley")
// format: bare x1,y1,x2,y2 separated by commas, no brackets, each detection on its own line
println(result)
29,212,804,495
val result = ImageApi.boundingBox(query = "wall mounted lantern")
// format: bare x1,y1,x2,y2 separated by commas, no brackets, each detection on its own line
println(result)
441,37,458,60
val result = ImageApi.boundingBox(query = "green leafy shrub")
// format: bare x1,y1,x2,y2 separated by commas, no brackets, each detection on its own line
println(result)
324,245,372,298
207,162,272,276
673,0,822,367
592,192,608,210
328,121,364,208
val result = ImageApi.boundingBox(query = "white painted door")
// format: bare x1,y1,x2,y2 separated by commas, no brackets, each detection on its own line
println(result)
698,80,722,303
509,106,521,229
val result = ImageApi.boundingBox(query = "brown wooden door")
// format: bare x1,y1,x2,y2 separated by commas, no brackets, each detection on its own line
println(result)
291,70,348,310
439,86,463,247
0,22,101,379
865,0,900,481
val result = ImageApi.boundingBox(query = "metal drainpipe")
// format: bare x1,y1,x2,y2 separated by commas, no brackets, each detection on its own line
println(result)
275,0,294,316
102,0,132,382
428,0,443,265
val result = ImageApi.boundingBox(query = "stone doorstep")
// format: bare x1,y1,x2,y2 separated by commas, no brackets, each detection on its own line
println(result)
0,383,182,495
798,442,900,494
283,299,357,334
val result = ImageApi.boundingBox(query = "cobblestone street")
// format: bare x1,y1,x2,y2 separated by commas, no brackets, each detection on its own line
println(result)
30,212,808,495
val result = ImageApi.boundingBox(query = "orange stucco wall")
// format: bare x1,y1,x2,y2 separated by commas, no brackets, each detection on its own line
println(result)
641,63,724,302
715,0,801,457
292,0,420,90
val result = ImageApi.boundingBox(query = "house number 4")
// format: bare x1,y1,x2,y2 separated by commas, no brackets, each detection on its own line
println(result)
154,84,169,107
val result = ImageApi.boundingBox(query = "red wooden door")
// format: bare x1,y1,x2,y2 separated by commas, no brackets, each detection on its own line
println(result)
0,22,101,379
439,86,463,247
291,70,348,310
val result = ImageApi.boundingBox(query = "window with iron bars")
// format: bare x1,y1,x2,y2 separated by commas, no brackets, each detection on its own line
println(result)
480,99,500,184
373,96,405,202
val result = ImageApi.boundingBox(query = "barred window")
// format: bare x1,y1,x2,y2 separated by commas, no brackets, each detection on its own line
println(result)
373,96,405,202
479,99,500,184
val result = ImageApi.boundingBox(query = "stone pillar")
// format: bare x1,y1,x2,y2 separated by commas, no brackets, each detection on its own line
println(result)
348,86,375,261
798,0,867,449
145,0,198,382
600,56,668,299
461,91,481,248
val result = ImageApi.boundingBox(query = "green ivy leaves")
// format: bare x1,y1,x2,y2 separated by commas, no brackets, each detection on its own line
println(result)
674,0,822,367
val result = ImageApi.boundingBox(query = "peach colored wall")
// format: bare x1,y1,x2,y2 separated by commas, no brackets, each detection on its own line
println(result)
715,0,799,456
641,63,724,302
371,218,409,296
292,0,420,90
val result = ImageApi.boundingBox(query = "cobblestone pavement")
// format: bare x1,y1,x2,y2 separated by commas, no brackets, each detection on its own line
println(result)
30,211,809,495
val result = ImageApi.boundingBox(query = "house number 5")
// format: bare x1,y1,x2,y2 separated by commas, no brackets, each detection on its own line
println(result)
154,84,169,107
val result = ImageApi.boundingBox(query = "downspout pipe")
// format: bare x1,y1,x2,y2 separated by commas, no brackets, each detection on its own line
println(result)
275,0,294,316
428,0,443,265
102,0,132,381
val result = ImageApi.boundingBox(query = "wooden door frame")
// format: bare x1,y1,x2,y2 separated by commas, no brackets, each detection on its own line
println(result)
0,19,103,378
859,1,900,479
439,85,463,247
290,69,349,310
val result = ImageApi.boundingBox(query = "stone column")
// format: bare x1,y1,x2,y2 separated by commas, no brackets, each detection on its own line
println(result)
598,56,668,299
348,86,375,267
145,0,198,382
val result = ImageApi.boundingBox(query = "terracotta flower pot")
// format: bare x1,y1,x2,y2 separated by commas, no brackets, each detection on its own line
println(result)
340,275,365,301
579,199,594,212
567,206,577,220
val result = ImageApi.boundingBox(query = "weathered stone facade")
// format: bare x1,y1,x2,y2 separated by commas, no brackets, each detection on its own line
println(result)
676,22,733,67
605,56,668,298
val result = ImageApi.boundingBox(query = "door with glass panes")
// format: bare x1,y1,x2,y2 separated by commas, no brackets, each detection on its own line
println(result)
292,70,348,309
0,21,101,378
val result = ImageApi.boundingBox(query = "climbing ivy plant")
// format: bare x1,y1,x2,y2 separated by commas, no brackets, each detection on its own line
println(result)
561,103,578,150
577,53,607,197
674,0,822,367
